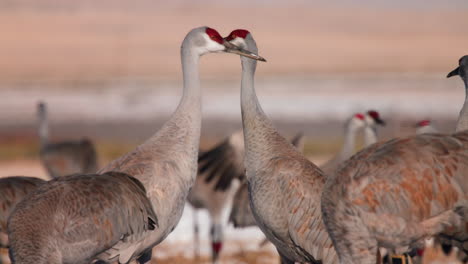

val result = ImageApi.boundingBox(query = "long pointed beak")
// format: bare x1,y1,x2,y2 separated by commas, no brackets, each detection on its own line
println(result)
447,66,460,78
223,41,266,62
376,118,386,126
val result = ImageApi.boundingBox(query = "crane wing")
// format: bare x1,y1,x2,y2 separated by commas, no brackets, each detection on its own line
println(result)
0,176,45,238
326,132,468,250
276,159,338,264
55,172,157,262
229,182,257,227
198,132,245,191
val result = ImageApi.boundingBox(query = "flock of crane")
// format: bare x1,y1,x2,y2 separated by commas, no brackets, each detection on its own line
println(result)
0,26,467,264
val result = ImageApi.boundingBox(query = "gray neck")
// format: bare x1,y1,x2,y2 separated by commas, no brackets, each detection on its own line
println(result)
337,123,358,162
363,126,378,147
38,108,48,147
456,81,468,132
177,47,202,117
240,56,296,174
141,45,202,184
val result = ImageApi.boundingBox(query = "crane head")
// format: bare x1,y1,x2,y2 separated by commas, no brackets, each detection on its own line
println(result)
225,29,250,42
37,101,46,113
416,119,431,128
201,27,265,61
366,110,386,126
348,113,366,129
223,29,267,62
182,27,264,61
205,27,224,45
354,113,365,120
447,55,468,79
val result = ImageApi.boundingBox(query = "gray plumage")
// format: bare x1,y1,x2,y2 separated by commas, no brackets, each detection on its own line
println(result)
229,133,306,228
8,172,156,264
229,181,255,228
0,102,98,255
186,131,305,261
227,29,338,264
320,114,366,176
196,130,245,193
93,27,265,263
7,27,263,264
321,56,468,264
363,110,385,147
37,102,98,178
187,130,244,262
416,120,439,134
321,111,385,176
0,177,46,248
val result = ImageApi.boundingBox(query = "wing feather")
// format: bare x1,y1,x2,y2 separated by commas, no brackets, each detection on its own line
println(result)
198,131,245,191
268,159,339,263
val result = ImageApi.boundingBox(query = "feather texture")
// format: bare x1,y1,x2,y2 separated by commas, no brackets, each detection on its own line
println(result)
8,172,156,264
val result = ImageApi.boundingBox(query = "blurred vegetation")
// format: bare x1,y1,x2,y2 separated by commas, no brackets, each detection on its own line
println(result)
0,139,39,160
95,141,135,164
0,138,134,163
0,135,352,162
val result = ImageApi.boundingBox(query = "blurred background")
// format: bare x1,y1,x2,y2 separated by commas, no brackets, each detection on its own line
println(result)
0,0,468,262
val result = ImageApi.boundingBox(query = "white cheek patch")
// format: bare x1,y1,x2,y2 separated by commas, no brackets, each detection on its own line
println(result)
352,118,366,128
201,34,225,53
365,115,373,125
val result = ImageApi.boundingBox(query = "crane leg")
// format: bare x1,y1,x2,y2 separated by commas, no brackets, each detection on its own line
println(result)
193,209,200,259
210,221,223,264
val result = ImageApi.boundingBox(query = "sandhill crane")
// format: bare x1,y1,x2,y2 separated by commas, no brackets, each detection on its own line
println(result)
2,102,99,249
188,130,304,262
416,120,439,134
228,112,384,252
8,172,157,264
363,110,385,146
320,113,366,175
226,29,338,264
321,110,385,176
0,102,99,262
37,102,98,177
187,130,244,262
7,26,265,264
0,176,45,249
321,56,468,264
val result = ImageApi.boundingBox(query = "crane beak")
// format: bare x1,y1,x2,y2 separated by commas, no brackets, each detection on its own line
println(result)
376,118,386,126
447,66,459,78
223,41,267,62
